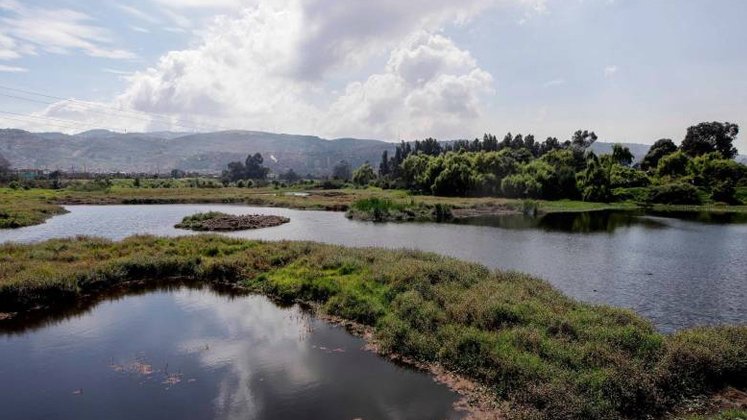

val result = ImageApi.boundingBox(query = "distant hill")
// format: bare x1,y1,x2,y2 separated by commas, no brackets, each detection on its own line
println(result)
0,128,744,174
0,129,393,175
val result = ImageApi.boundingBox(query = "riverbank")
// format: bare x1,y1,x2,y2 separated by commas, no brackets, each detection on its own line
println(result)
2,186,746,228
1,235,744,419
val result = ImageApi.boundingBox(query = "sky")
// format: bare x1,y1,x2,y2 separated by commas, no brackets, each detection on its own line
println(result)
0,0,746,149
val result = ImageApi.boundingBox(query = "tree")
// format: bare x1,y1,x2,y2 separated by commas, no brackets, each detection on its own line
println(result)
611,144,634,167
656,150,690,179
280,168,301,184
0,153,9,173
570,130,598,150
352,163,376,186
222,161,246,183
332,160,352,181
170,169,186,179
379,150,390,177
641,139,677,171
680,122,739,159
245,153,269,179
0,153,9,180
578,154,612,202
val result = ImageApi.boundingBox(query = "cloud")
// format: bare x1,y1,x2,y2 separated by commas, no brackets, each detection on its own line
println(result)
130,26,151,34
604,65,619,78
36,0,557,138
116,4,162,25
543,78,565,87
0,1,135,60
0,64,27,72
323,32,494,139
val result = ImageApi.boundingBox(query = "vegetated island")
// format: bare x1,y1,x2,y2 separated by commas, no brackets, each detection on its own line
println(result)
175,212,289,231
1,235,745,419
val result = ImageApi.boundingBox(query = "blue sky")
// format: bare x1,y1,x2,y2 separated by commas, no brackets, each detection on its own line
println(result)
0,0,745,150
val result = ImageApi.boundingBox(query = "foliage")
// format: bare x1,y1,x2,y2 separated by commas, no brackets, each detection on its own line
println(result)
332,160,352,181
352,163,377,186
681,121,739,159
1,236,746,419
647,183,702,205
657,150,691,179
611,143,634,166
371,122,744,205
221,153,270,182
641,138,678,171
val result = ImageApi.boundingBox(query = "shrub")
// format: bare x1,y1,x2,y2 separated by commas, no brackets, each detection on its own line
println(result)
647,183,702,205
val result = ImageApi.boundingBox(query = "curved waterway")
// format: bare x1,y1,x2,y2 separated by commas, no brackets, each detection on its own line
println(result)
0,284,463,420
1,204,746,332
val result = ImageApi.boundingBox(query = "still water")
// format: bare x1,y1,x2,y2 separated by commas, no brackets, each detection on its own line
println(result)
0,285,462,420
1,204,746,332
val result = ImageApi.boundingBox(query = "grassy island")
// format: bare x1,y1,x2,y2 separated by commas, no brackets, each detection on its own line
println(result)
175,212,289,231
0,235,744,418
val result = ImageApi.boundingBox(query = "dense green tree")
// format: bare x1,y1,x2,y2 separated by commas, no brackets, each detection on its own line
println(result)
332,160,353,181
611,165,650,188
379,150,390,177
641,139,677,171
245,153,270,180
352,163,377,186
680,121,739,159
221,152,269,183
222,161,246,183
611,144,634,167
501,174,541,198
570,130,598,150
578,155,612,202
656,150,690,179
648,183,701,205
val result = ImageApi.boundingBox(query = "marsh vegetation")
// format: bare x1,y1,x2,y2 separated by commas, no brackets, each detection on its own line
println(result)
1,235,745,418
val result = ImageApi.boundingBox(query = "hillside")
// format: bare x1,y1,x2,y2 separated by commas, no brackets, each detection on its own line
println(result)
1,128,744,174
0,129,393,175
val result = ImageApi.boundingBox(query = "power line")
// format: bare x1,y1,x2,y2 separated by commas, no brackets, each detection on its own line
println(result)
0,114,98,131
0,110,103,130
0,84,233,132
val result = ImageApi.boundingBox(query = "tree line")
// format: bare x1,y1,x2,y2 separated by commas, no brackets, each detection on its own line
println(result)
373,121,744,204
220,121,745,204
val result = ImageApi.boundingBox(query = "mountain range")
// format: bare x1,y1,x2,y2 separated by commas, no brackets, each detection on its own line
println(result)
1,129,745,175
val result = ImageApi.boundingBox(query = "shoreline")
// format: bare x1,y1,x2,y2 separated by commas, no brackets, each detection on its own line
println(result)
3,186,747,229
1,235,745,418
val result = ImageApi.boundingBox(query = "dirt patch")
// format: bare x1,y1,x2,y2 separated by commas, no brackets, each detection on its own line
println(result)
176,213,290,231
673,387,747,418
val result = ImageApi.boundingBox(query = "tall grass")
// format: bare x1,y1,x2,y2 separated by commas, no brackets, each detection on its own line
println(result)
0,235,744,418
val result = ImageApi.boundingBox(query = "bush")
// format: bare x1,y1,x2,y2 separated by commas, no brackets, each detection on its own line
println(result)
647,183,701,205
501,174,541,198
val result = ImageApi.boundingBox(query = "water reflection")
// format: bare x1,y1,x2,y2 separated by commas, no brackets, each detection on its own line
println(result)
0,285,462,420
454,210,668,233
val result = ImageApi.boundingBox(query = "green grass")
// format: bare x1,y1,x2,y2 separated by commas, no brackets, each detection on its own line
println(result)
0,235,744,419
0,189,68,228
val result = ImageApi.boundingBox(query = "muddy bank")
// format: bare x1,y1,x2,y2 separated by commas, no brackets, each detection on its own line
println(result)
176,212,290,231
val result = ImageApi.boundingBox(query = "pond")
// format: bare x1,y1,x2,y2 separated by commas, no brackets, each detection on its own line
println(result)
1,204,745,332
0,284,463,420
